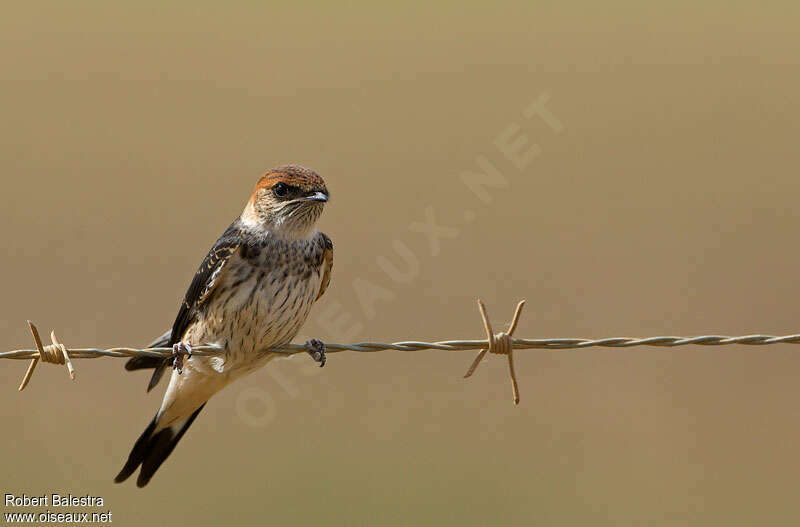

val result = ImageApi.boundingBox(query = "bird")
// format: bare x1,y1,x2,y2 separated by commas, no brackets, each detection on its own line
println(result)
114,165,333,487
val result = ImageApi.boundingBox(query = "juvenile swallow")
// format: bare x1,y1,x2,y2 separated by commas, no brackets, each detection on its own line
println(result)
115,165,333,487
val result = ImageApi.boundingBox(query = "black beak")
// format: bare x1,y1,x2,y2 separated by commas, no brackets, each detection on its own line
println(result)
304,191,328,203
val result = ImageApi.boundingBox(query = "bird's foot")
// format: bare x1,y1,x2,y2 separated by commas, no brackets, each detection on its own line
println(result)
172,342,193,374
305,339,326,367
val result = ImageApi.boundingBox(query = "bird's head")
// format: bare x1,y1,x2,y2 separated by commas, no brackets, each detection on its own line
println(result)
242,165,329,238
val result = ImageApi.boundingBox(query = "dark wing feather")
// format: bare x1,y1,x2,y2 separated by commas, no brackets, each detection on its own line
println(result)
316,233,333,301
169,222,243,345
124,330,172,372
125,221,243,391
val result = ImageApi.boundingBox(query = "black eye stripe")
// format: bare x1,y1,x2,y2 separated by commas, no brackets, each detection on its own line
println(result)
272,183,298,198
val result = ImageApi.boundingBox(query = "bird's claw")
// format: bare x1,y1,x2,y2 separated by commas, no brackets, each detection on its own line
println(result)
172,342,193,374
305,339,326,367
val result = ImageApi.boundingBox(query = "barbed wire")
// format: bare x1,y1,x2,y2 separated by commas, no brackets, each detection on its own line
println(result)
5,299,800,403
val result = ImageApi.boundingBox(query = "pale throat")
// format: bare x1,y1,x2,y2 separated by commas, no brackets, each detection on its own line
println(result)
240,200,319,240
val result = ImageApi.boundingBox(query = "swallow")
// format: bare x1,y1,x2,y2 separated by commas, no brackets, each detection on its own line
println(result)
115,165,333,487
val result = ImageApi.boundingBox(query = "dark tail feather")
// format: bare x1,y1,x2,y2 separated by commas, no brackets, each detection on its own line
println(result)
114,418,157,484
125,329,173,392
114,404,206,488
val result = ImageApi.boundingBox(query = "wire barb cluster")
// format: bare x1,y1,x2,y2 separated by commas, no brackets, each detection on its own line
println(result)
463,300,526,405
5,299,800,404
18,321,75,391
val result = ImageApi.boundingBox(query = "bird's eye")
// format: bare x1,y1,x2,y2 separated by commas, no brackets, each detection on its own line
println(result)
273,182,289,198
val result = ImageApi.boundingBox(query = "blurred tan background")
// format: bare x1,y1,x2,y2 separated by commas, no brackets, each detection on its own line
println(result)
2,1,800,525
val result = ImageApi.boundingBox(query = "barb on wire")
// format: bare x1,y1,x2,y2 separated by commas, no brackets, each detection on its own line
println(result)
4,299,800,404
463,300,525,405
18,321,75,392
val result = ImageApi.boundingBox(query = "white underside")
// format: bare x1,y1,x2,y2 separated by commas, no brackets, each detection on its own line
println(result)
154,247,324,430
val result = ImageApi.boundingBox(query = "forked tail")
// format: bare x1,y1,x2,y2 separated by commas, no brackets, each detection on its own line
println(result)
114,404,205,487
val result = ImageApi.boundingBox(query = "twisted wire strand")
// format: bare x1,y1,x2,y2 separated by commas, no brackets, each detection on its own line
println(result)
5,334,800,361
7,300,800,402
